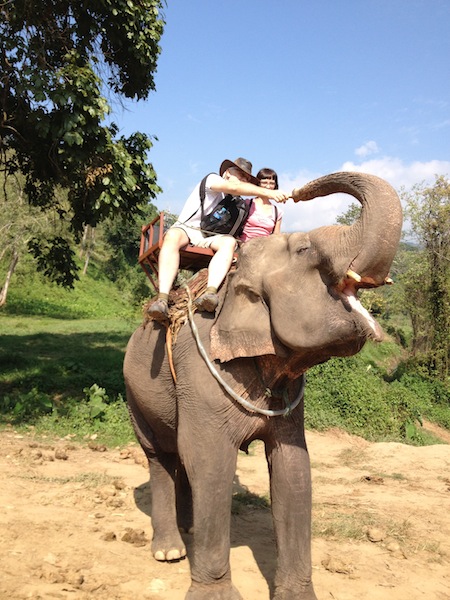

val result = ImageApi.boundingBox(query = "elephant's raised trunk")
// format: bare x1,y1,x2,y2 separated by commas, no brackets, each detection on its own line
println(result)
292,172,403,287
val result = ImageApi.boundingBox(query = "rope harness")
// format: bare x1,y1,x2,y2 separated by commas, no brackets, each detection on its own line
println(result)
183,284,304,417
146,273,304,417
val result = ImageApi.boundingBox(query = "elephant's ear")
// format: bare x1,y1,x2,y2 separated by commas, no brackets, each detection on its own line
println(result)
210,271,287,363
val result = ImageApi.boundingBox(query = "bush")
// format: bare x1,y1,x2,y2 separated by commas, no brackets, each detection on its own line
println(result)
36,386,134,447
0,388,54,421
304,356,426,442
0,382,135,447
385,325,408,348
390,369,450,430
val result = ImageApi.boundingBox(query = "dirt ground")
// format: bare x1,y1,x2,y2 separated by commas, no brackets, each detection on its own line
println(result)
1,424,449,600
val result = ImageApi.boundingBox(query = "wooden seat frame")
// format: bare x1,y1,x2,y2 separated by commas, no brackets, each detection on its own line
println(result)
139,212,216,288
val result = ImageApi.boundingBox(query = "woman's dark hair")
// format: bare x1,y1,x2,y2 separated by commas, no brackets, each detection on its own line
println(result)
256,168,278,190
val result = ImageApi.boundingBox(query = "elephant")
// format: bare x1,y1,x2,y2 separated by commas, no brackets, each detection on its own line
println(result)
123,171,402,600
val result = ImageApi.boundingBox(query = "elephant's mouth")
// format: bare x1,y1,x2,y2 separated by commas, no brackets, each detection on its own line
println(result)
336,275,383,341
344,268,394,289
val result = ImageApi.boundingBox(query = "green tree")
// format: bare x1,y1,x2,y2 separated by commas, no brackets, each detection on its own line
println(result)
100,203,160,304
393,246,428,353
0,0,165,286
335,201,361,226
0,167,77,303
402,175,450,379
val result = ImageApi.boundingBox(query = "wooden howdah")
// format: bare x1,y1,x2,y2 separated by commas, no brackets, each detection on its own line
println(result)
138,212,215,288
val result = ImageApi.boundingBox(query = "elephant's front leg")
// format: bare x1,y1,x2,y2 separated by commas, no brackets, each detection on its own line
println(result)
266,432,318,600
178,426,242,600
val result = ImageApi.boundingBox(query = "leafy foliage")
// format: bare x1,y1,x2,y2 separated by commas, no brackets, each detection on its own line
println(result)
0,166,76,302
389,365,450,429
335,202,361,226
0,0,165,285
37,393,135,447
28,235,80,287
305,356,426,443
101,203,159,303
83,384,110,420
401,176,450,379
2,195,450,446
0,387,53,421
0,384,134,447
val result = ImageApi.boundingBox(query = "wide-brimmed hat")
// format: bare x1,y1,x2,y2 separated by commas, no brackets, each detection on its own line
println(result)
219,157,260,186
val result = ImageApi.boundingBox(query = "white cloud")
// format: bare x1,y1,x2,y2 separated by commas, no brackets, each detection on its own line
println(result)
355,140,379,157
279,157,450,233
160,157,450,235
279,168,357,233
341,157,450,190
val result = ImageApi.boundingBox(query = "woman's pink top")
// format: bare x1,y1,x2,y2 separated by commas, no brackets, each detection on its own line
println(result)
239,200,282,242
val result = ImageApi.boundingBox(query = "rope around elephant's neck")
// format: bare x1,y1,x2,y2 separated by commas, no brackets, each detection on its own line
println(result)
183,284,304,417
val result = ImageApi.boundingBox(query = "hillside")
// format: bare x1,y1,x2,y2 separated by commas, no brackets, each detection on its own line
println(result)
0,255,145,320
2,251,450,445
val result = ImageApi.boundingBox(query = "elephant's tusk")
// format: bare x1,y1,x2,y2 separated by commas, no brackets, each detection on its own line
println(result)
346,269,362,283
346,271,394,288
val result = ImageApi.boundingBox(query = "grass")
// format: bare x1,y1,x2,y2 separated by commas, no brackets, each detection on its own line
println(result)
1,255,143,320
338,447,370,467
1,254,450,448
0,312,138,446
0,256,144,447
313,510,376,541
380,472,407,481
230,489,446,562
359,337,406,374
312,506,413,545
232,490,271,514
0,315,139,400
0,258,142,398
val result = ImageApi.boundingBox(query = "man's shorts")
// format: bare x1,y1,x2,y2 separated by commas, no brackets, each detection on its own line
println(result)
170,221,237,249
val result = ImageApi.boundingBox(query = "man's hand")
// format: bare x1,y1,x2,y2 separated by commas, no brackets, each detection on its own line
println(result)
269,190,291,204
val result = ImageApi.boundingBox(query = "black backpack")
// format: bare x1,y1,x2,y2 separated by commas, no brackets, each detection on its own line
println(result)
199,174,252,238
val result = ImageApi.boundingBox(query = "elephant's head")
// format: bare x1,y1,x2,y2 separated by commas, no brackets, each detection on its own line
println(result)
210,172,403,369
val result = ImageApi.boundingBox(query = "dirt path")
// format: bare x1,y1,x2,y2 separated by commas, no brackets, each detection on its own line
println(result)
1,426,449,600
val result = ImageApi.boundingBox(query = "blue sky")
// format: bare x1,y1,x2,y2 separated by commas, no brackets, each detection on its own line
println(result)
115,0,450,232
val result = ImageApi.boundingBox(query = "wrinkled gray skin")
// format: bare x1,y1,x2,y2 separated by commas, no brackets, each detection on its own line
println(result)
124,172,402,600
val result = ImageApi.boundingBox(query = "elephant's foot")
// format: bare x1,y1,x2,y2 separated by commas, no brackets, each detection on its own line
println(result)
273,581,317,600
152,531,187,562
186,580,242,600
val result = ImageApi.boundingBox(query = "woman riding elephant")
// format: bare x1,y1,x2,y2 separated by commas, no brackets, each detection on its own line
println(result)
148,157,290,321
123,171,402,600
